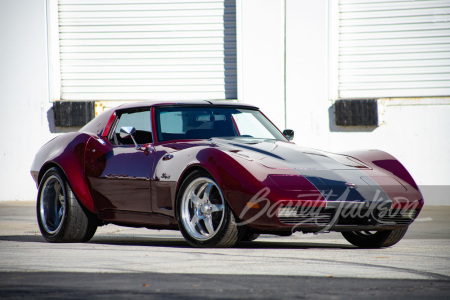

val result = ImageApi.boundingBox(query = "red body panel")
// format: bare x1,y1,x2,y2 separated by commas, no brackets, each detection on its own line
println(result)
31,132,96,212
84,137,155,213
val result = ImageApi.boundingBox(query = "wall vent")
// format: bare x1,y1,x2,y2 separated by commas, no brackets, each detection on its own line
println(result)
53,101,95,127
334,99,378,126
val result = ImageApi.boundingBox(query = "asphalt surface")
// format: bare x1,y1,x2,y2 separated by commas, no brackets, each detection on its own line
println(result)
0,202,449,299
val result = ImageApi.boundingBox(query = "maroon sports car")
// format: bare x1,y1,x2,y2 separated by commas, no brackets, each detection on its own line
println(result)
31,100,423,248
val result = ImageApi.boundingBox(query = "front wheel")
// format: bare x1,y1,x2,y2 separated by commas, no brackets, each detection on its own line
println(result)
238,227,260,242
341,227,408,248
176,170,240,248
37,167,98,243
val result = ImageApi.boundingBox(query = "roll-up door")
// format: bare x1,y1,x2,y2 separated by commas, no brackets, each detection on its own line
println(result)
338,0,450,98
57,0,237,101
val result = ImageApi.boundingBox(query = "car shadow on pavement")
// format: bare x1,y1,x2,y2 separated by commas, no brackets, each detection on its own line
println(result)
88,234,356,249
89,238,356,249
87,238,356,249
235,241,355,249
0,235,355,249
0,235,46,243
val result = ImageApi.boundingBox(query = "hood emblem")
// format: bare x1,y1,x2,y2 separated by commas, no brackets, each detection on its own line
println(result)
345,182,357,189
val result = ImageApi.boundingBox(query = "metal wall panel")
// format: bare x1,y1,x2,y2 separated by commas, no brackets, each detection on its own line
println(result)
58,0,237,101
338,0,450,98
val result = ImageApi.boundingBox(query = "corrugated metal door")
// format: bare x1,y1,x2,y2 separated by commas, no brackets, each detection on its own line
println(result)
58,0,237,101
338,0,450,98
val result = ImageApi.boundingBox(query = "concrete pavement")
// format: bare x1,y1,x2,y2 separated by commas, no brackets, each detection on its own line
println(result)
0,202,449,299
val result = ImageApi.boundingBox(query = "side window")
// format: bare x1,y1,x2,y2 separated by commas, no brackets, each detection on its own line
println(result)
111,110,152,145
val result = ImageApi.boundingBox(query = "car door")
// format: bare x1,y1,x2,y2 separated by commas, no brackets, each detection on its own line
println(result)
85,108,155,213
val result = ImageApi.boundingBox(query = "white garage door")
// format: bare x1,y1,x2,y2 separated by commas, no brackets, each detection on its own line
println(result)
57,0,237,101
338,0,450,98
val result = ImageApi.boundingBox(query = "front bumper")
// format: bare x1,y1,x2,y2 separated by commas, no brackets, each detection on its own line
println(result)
277,201,421,233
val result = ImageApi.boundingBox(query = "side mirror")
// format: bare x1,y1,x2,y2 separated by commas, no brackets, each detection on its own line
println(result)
119,126,136,139
283,129,294,141
120,126,143,150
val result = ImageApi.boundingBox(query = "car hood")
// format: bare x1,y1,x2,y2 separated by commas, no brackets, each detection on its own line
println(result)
212,138,391,204
212,138,369,171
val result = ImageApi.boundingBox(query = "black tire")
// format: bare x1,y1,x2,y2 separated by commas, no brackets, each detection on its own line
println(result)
341,227,408,248
37,167,98,243
176,170,242,248
238,227,260,242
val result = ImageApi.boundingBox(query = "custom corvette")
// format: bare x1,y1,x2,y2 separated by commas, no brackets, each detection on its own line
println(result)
31,100,423,248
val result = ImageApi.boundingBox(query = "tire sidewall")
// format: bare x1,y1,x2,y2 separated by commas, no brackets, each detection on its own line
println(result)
341,228,408,248
37,167,71,242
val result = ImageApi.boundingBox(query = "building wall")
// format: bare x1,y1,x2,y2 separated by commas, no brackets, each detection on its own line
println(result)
284,0,330,150
0,0,448,205
237,0,286,129
0,0,54,201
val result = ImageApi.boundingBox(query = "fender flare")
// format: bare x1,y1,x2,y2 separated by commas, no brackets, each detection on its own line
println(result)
35,132,96,213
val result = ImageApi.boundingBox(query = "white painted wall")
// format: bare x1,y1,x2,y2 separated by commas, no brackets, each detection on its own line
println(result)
285,0,331,150
237,0,286,129
0,0,53,201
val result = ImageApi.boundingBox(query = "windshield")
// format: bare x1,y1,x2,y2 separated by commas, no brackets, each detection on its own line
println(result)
154,107,287,142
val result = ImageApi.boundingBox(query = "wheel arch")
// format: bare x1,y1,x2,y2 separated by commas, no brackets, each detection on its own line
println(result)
37,162,62,187
37,160,96,213
172,148,266,220
33,132,97,213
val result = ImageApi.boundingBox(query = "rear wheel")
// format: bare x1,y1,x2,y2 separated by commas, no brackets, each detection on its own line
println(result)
341,227,408,248
176,170,240,248
37,167,97,243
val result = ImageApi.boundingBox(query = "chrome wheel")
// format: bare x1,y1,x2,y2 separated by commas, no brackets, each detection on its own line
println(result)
39,175,66,234
180,177,225,241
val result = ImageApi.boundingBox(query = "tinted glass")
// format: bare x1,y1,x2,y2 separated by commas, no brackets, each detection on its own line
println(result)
154,107,286,142
111,110,152,145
